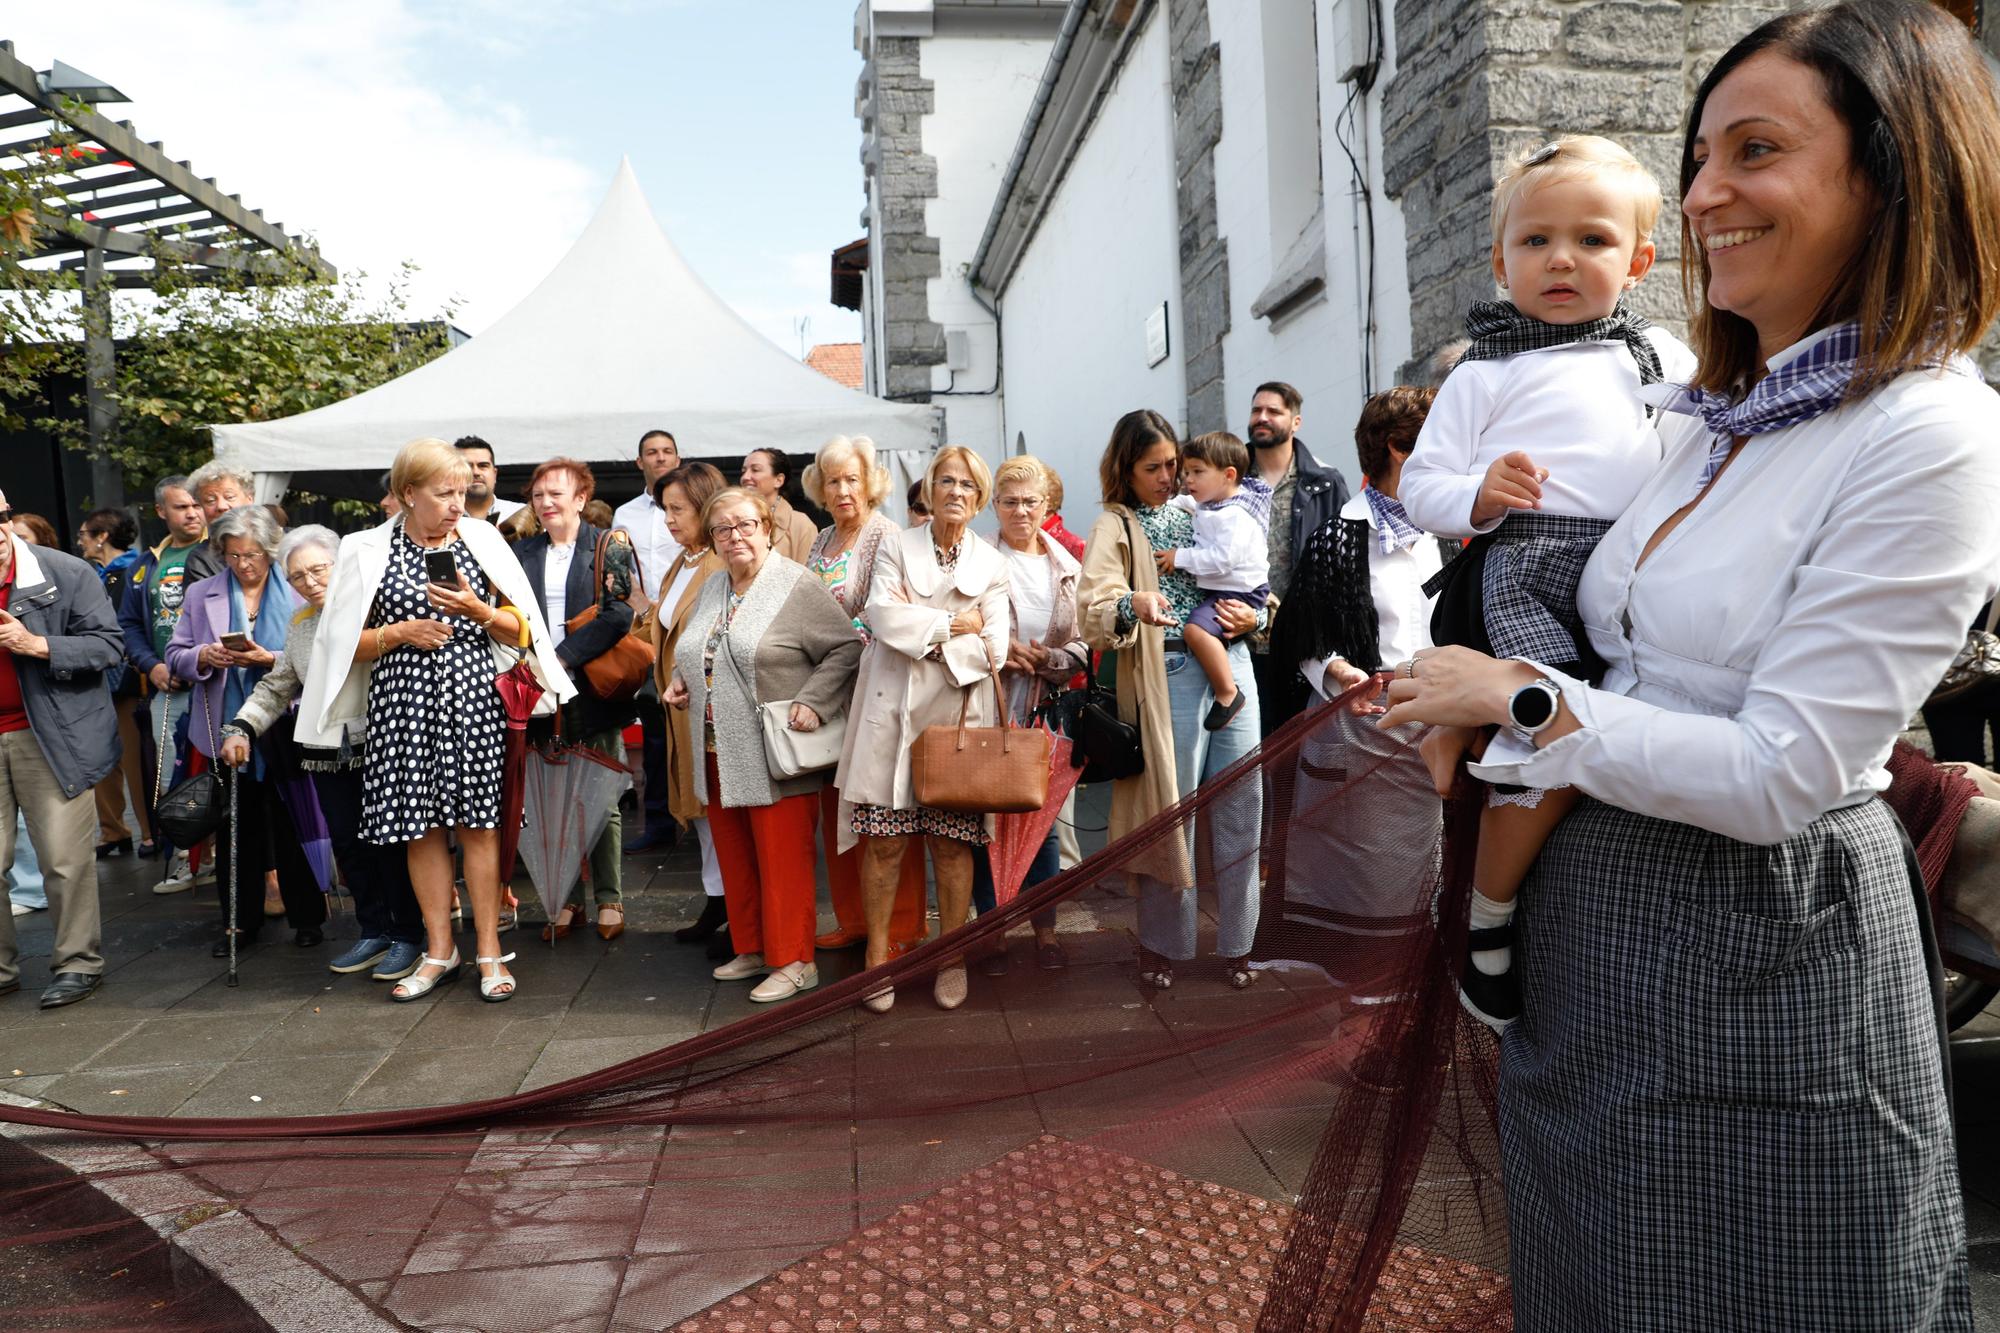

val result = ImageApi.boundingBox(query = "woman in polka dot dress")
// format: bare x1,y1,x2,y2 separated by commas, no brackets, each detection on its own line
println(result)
296,439,574,1008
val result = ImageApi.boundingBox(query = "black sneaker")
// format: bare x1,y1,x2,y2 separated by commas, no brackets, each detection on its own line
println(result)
1457,925,1521,1035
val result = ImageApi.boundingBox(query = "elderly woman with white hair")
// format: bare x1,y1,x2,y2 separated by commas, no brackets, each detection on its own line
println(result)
220,525,427,982
166,505,329,954
834,445,1011,1012
801,434,929,958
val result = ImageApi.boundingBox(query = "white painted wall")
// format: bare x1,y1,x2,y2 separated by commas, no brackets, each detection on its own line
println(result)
920,30,1054,469
996,12,1187,516
1207,0,1349,482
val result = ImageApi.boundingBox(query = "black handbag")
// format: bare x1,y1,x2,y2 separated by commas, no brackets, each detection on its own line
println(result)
1047,652,1144,785
154,691,227,847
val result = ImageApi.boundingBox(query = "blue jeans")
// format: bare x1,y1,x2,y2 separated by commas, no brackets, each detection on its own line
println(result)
1136,641,1262,961
970,828,1060,930
6,811,45,910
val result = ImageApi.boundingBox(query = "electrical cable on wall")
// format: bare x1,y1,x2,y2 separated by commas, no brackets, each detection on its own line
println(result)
1335,0,1384,397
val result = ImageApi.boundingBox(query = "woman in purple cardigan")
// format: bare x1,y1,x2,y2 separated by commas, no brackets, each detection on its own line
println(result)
166,506,328,956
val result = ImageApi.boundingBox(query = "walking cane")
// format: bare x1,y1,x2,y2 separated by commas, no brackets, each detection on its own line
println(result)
226,764,240,988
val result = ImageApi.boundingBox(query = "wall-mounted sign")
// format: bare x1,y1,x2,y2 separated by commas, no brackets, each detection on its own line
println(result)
1144,301,1170,368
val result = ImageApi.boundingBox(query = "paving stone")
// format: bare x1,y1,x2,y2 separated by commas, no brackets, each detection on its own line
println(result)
521,1035,690,1092
175,1054,387,1119
93,1013,286,1069
0,1017,145,1075
611,1247,817,1331
40,1061,224,1116
386,1258,625,1333
346,1042,547,1111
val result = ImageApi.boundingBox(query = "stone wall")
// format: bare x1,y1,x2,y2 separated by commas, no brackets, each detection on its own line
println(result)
1385,0,1793,378
871,36,946,401
1168,0,1230,434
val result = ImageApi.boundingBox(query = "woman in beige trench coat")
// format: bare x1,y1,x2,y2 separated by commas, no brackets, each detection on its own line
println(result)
833,445,1011,1013
1077,410,1264,991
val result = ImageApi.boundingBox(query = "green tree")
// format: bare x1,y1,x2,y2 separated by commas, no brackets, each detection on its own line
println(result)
0,118,86,432
103,253,459,485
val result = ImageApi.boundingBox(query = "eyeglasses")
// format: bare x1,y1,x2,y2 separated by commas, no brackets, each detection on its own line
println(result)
933,477,979,494
995,496,1044,512
222,550,269,566
708,519,764,542
286,561,333,588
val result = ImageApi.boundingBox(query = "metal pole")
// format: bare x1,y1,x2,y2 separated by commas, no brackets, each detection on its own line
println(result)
81,247,126,510
226,766,240,988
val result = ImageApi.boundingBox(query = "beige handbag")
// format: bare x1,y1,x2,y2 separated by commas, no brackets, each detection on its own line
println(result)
757,699,846,779
912,659,1052,815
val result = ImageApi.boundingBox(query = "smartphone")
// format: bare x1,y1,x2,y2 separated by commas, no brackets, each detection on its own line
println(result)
424,549,458,585
220,631,252,652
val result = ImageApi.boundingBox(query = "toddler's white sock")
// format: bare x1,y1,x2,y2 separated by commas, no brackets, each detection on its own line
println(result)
1468,888,1515,977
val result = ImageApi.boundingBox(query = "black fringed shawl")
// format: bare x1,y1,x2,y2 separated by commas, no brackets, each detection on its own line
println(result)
1272,513,1461,676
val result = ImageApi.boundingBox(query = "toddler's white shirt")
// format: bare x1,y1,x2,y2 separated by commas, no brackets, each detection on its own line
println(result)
1168,494,1271,595
1400,326,1697,539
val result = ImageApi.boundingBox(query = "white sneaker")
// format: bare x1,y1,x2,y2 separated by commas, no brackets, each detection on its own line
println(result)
153,852,194,895
749,962,817,1003
190,861,217,887
711,952,766,981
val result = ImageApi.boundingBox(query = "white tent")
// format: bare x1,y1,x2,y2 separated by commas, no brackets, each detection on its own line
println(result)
213,159,938,499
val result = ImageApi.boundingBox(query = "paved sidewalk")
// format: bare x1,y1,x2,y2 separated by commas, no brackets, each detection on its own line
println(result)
4,794,2000,1328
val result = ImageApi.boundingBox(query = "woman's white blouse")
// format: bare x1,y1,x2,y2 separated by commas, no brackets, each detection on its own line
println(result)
1473,333,2000,845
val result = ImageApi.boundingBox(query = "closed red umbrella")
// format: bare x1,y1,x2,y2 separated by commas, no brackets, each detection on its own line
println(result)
987,727,1082,905
494,655,546,883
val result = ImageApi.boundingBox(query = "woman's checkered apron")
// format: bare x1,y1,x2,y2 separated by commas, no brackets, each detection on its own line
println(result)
1500,795,1971,1330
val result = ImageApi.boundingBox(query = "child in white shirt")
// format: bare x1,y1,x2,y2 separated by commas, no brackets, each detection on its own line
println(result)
1397,135,1697,1033
1155,431,1273,732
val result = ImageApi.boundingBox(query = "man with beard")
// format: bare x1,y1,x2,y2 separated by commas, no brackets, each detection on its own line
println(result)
453,436,525,524
1247,381,1350,735
612,429,684,852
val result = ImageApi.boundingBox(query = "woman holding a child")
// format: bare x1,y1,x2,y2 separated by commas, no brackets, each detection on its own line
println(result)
1078,412,1264,991
1384,3,2000,1325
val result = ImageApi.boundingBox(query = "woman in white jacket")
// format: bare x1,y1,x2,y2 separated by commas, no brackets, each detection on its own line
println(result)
297,439,573,1004
832,446,1010,1013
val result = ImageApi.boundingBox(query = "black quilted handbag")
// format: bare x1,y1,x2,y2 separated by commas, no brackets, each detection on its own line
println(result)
1045,654,1144,785
154,692,226,846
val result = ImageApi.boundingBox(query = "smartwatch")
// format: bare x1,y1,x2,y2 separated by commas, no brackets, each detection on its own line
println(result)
1507,676,1563,740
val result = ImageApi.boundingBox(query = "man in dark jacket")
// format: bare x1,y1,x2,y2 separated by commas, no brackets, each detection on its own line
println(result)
513,460,640,940
1248,381,1351,736
118,477,216,892
0,489,124,1008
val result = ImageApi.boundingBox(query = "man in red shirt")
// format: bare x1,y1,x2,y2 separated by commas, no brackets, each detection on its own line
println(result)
0,488,124,1009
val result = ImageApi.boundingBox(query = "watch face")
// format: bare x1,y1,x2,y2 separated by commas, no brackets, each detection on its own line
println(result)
1512,684,1556,729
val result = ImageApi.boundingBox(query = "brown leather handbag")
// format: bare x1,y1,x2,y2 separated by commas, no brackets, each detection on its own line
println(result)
564,531,656,702
912,656,1052,815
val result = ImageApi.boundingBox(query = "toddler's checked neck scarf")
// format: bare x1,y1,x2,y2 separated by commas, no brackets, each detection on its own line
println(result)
1459,298,1664,387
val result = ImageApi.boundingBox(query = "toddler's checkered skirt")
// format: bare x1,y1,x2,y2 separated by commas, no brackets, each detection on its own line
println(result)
1500,795,1970,1330
1421,512,1612,676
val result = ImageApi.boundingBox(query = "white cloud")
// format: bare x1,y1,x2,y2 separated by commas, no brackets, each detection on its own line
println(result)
9,0,602,333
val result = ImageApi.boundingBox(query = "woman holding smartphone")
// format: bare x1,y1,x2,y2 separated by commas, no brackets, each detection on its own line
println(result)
165,505,328,955
296,439,573,1004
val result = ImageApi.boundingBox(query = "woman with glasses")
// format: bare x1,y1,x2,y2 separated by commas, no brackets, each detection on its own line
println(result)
833,446,1011,1012
166,505,329,955
665,488,862,1004
970,456,1086,974
219,527,427,982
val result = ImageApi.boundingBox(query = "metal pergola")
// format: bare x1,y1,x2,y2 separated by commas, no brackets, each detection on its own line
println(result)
0,41,335,507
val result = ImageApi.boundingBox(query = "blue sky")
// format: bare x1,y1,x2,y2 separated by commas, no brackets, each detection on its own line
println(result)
9,0,867,351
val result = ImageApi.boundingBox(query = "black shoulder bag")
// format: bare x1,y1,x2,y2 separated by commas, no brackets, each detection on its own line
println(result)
155,689,228,847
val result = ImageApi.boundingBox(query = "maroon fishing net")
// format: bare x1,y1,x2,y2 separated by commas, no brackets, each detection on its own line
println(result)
0,681,1516,1331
